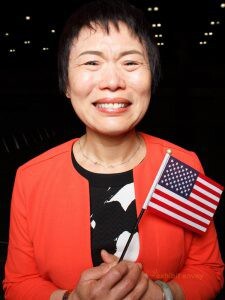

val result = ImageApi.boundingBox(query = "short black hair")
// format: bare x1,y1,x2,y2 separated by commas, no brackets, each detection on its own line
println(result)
58,0,161,94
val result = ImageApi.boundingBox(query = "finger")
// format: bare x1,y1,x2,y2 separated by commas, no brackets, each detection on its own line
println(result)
80,263,113,282
78,263,129,300
101,249,118,264
101,250,143,271
96,261,129,291
123,272,149,300
109,262,143,299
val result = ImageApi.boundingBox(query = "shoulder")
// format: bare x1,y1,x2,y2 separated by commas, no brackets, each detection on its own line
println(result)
12,138,82,207
140,132,204,172
18,138,77,174
141,132,189,152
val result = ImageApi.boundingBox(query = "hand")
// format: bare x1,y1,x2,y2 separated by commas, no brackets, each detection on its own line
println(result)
101,250,164,300
69,251,148,300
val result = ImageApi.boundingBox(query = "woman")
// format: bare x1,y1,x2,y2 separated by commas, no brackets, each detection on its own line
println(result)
3,0,224,299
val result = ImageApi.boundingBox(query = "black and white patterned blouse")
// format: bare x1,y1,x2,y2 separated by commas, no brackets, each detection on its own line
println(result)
72,155,140,266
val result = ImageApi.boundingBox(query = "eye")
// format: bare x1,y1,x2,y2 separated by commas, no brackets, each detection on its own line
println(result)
124,61,138,66
84,61,99,66
123,60,140,71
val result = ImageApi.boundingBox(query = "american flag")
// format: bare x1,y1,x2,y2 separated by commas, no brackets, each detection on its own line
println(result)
148,156,224,234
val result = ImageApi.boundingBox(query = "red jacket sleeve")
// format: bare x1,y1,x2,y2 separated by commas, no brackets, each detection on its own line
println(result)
173,221,224,300
3,168,57,300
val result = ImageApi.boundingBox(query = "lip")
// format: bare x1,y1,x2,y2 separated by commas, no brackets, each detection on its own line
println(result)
93,98,131,114
93,97,131,104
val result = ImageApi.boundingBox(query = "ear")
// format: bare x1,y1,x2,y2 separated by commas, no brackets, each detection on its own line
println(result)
65,86,71,99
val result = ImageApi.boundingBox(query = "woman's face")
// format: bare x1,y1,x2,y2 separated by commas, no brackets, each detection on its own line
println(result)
66,22,152,136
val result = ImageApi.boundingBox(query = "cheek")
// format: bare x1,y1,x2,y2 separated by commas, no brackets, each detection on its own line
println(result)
128,71,151,96
68,72,96,97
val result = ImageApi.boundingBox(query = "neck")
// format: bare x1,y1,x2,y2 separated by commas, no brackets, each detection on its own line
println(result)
83,129,139,165
74,130,146,173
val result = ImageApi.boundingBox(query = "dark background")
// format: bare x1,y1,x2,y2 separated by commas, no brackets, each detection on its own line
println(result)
0,0,224,298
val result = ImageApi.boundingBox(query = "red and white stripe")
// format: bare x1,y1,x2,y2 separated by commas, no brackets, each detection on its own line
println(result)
148,174,223,234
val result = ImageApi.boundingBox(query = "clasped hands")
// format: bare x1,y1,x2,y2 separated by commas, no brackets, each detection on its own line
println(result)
69,250,163,300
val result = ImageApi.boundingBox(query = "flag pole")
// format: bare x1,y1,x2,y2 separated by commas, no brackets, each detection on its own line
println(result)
118,149,172,262
118,208,145,262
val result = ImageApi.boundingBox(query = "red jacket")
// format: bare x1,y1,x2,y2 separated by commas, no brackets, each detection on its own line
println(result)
3,133,224,299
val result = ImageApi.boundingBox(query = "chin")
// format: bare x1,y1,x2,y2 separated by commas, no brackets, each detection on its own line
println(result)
93,126,134,137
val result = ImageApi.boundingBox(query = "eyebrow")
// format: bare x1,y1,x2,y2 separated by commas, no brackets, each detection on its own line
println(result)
77,50,144,59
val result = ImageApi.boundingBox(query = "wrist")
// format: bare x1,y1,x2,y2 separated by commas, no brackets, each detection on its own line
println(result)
167,281,185,300
147,279,165,300
50,290,70,300
62,290,79,300
155,280,173,300
62,290,71,300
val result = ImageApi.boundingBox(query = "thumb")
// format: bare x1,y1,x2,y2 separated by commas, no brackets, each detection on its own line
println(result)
101,249,118,264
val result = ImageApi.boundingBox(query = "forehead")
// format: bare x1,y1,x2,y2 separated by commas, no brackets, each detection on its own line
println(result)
71,22,146,54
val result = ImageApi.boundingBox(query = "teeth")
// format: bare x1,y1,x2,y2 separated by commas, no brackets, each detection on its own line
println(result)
96,103,127,109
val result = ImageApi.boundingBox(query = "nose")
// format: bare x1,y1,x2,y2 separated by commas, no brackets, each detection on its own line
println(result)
98,63,126,91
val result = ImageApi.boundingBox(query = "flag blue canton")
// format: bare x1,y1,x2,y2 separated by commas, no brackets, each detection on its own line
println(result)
159,157,199,199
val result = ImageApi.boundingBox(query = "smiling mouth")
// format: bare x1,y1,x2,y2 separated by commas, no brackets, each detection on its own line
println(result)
93,98,131,111
94,103,129,109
